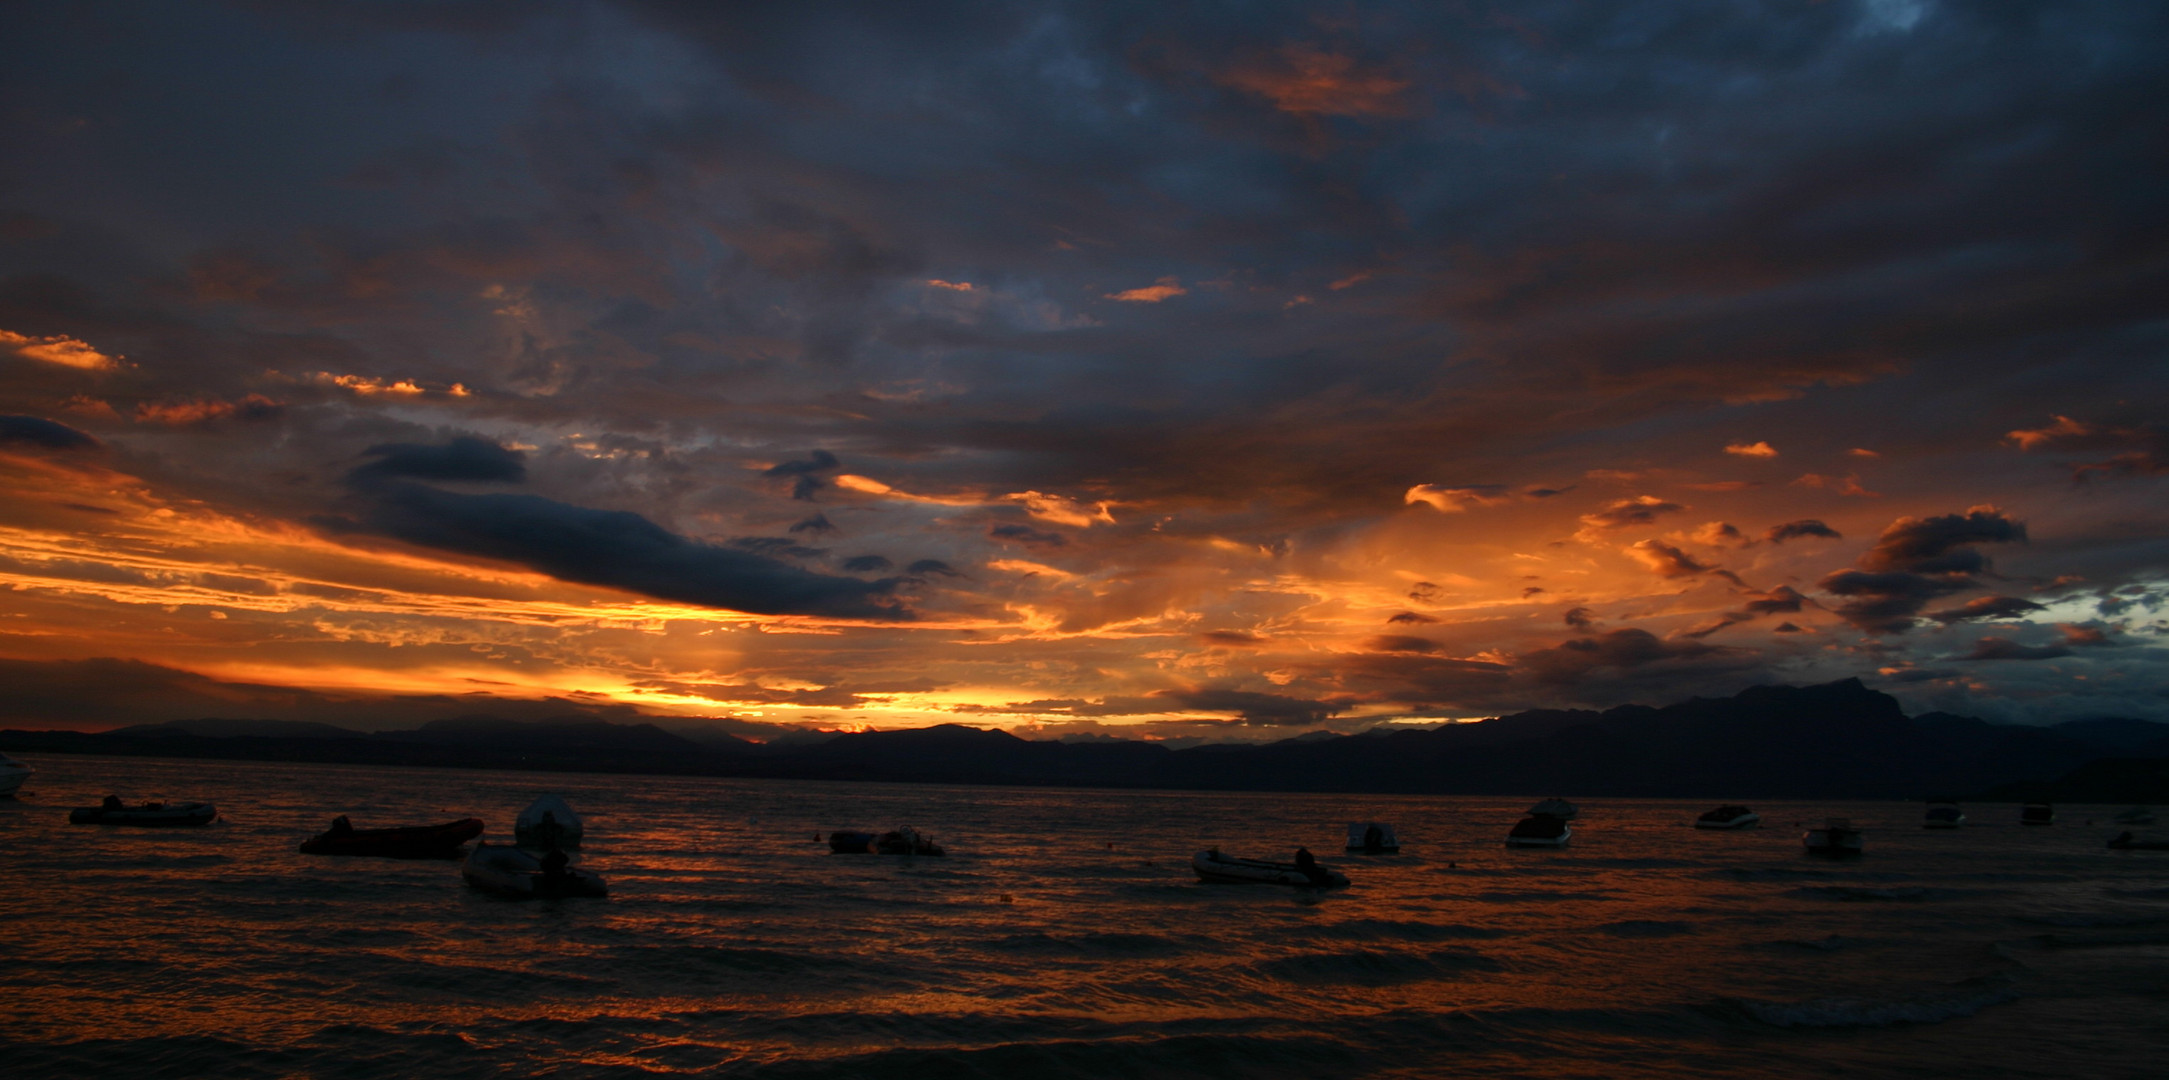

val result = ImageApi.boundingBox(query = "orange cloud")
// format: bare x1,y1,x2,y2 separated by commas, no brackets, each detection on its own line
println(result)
135,394,282,426
1792,473,1880,497
305,371,467,397
2005,415,2092,450
1218,44,1410,118
1,328,121,371
1724,441,1778,458
926,279,976,291
1405,484,1513,513
1104,277,1187,303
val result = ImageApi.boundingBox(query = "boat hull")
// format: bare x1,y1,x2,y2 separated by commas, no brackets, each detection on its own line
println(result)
462,843,606,899
69,802,217,826
1192,850,1348,888
300,818,484,859
1803,830,1863,855
1695,815,1760,830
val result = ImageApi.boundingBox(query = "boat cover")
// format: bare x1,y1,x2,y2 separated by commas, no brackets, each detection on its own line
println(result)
1344,822,1400,852
1527,798,1578,819
1192,849,1348,888
515,794,583,849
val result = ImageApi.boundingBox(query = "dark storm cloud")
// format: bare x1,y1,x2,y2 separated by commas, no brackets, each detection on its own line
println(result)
1928,595,2046,624
788,514,839,536
1563,606,1598,630
0,414,99,451
840,555,894,573
1765,519,1841,544
1743,586,1806,617
906,559,963,579
988,523,1068,549
1386,611,1438,625
1819,508,2030,632
349,481,908,619
1199,630,1266,648
764,451,840,501
1517,629,1732,686
1960,637,2072,662
350,437,526,485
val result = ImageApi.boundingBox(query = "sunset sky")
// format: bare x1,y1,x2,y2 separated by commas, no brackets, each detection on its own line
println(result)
2,1,2163,740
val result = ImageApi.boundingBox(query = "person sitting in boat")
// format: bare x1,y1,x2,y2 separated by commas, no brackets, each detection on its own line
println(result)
329,815,355,837
539,843,570,885
1294,847,1330,886
102,794,123,811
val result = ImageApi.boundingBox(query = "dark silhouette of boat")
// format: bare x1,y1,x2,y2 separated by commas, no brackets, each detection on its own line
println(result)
830,826,944,855
2107,831,2169,851
1804,818,1863,855
1923,800,1966,828
462,841,607,898
1344,821,1400,853
69,798,217,826
1192,848,1348,888
1506,814,1572,847
299,816,483,858
2021,802,2055,826
1695,805,1759,829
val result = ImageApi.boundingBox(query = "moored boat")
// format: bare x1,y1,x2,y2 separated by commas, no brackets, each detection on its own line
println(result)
1923,800,1966,829
1345,821,1400,853
1506,814,1572,847
874,826,944,856
69,798,218,826
2107,831,2169,851
828,830,878,853
299,816,484,858
1527,797,1578,819
2020,802,2055,827
514,794,583,849
1804,818,1863,855
462,841,606,898
1192,848,1348,888
0,753,31,797
1695,805,1759,829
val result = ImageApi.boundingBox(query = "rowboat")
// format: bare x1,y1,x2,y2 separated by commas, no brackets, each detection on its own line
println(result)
1192,848,1348,888
300,817,484,858
69,800,218,826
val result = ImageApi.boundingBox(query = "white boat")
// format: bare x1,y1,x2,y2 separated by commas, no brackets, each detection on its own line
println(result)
514,794,583,849
1804,818,1863,855
1344,821,1400,853
1923,800,1966,829
1192,849,1348,888
1694,805,1759,829
0,753,31,797
1527,797,1578,819
462,841,607,898
1506,815,1572,847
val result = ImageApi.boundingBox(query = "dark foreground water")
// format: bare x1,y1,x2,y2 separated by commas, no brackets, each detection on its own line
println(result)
4,754,2166,1079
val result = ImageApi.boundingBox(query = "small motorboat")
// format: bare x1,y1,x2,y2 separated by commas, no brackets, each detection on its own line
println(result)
1804,818,1863,855
1345,821,1400,853
0,753,31,797
1923,800,1966,829
299,816,484,859
874,826,944,856
69,799,217,826
1506,814,1572,847
1695,805,1759,830
514,794,583,849
462,841,607,899
828,830,878,853
2107,831,2169,851
1192,848,1348,888
1527,797,1578,820
2020,802,2055,827
2112,807,2155,826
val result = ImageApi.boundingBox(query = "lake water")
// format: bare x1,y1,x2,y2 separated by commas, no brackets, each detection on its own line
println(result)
4,753,2166,1078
